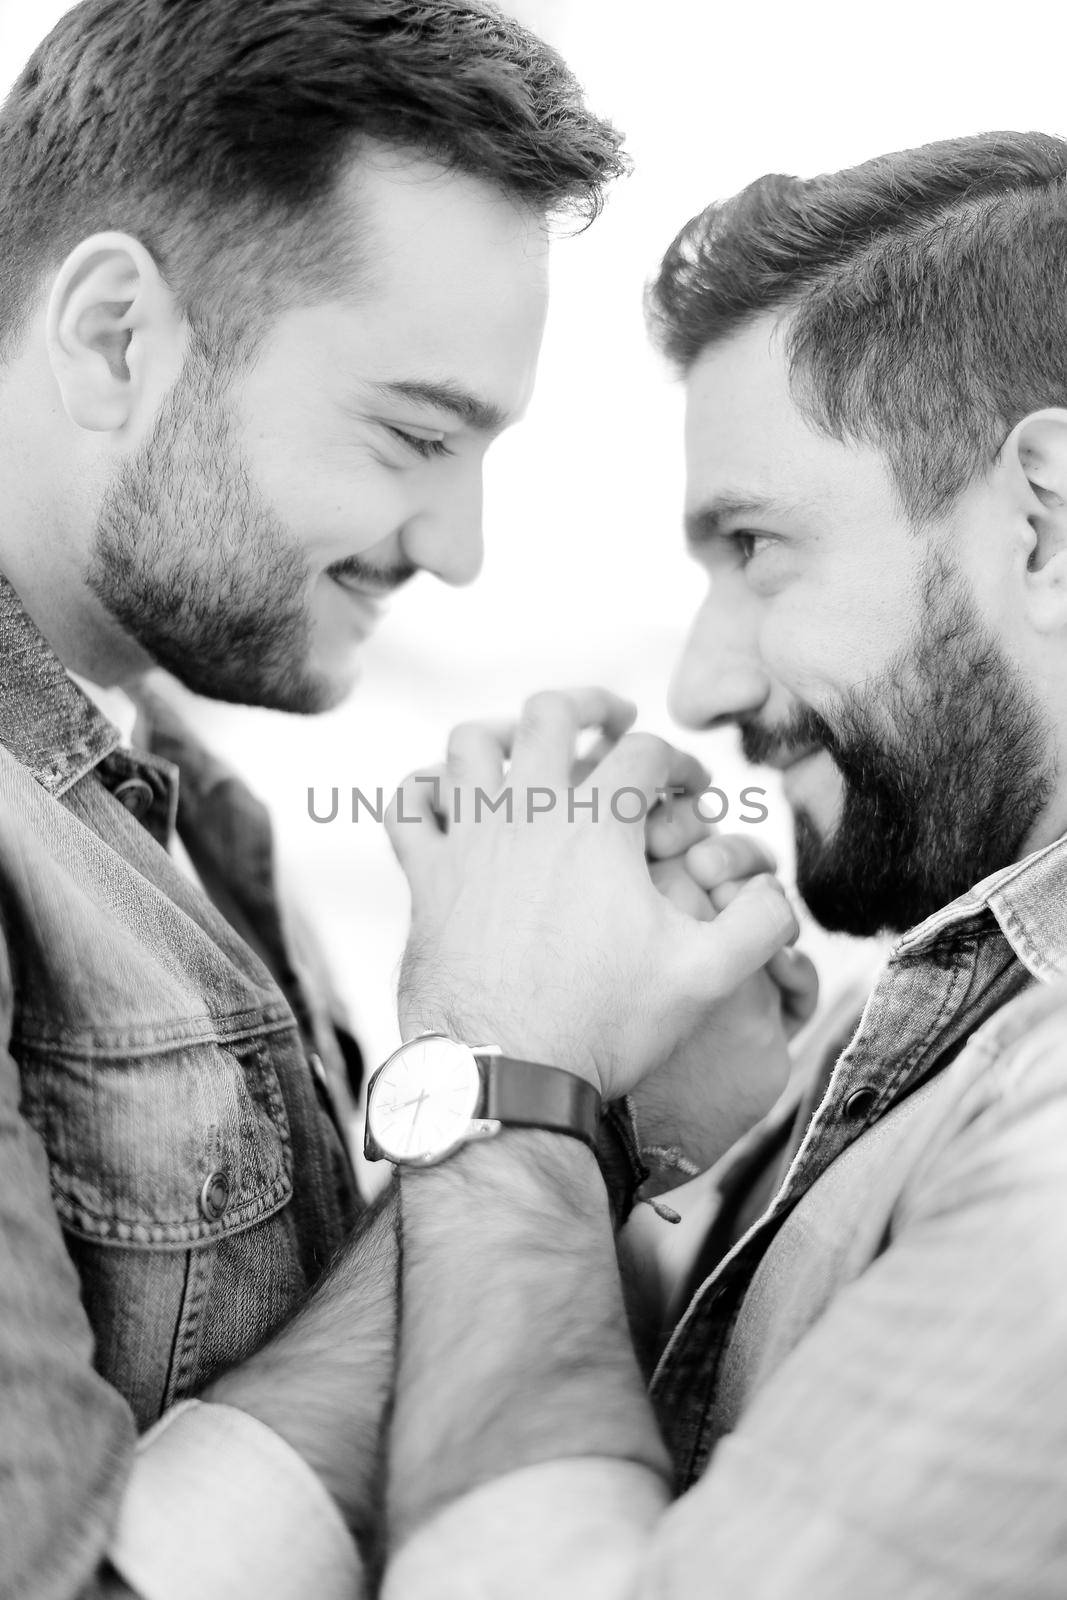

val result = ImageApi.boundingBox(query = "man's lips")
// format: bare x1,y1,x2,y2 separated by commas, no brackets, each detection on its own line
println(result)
328,571,394,603
781,743,825,772
756,741,825,774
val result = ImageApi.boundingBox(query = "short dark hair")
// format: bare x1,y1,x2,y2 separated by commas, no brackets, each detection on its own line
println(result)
647,131,1067,521
0,0,626,353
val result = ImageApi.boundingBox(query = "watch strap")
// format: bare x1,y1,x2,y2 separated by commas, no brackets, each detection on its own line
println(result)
481,1055,601,1148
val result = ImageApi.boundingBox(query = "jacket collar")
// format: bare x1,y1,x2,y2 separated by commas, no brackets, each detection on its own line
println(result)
0,571,121,795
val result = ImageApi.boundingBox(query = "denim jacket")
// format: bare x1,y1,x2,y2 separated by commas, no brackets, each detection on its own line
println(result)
0,574,360,1594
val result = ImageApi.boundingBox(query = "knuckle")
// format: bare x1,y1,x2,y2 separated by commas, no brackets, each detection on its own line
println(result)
759,878,798,935
564,683,599,706
521,689,567,729
525,689,559,714
622,730,666,763
531,684,572,716
446,722,483,757
569,683,610,708
748,869,779,901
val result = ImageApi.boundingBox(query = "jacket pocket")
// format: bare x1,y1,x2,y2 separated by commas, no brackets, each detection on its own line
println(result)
18,1023,294,1248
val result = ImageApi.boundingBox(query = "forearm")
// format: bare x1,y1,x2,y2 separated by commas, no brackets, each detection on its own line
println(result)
205,1183,399,1554
387,1131,671,1548
76,1201,399,1600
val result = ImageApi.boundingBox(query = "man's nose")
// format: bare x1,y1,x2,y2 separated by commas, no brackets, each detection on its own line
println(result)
668,584,771,730
400,468,485,587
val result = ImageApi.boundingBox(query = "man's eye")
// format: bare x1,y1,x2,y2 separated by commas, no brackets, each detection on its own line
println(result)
386,426,451,460
734,531,766,565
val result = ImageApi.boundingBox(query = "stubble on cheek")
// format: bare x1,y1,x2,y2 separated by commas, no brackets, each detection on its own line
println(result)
86,358,335,712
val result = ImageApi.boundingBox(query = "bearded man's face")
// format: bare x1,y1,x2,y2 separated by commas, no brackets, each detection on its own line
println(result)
738,566,1053,935
671,317,1054,936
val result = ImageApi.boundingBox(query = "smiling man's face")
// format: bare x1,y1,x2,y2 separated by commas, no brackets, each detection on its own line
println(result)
89,151,549,712
670,315,1055,936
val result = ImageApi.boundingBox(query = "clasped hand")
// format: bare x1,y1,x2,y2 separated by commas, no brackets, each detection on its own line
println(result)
387,688,816,1180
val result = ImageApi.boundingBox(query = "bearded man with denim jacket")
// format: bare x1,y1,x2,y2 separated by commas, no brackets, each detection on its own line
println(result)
1,3,799,1591
0,2,641,1594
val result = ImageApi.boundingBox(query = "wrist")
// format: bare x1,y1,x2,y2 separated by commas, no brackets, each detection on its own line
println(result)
401,1124,608,1221
396,1007,602,1092
376,1028,639,1215
398,1111,643,1241
201,1366,365,1538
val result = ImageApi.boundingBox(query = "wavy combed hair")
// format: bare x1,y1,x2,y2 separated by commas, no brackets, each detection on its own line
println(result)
0,0,627,354
647,131,1067,521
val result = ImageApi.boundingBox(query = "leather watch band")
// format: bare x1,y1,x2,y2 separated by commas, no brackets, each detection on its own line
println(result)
481,1055,602,1148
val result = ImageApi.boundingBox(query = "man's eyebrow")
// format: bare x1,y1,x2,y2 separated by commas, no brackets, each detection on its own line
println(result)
373,379,510,435
684,493,783,548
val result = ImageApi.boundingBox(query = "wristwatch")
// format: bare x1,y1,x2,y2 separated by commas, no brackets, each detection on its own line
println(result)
364,1033,602,1167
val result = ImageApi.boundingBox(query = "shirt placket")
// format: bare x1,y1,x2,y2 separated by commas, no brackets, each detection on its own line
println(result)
651,922,992,1488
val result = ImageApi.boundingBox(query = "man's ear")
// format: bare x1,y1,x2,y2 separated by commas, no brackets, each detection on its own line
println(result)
45,232,186,433
1004,409,1067,629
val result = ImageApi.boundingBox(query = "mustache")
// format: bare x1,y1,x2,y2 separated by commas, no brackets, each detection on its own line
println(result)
739,706,840,766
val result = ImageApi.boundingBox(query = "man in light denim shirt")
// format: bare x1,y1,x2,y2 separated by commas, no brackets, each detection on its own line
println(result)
0,2,632,1595
375,134,1067,1597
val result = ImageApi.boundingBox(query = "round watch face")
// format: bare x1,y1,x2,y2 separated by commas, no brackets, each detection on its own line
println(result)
367,1036,482,1163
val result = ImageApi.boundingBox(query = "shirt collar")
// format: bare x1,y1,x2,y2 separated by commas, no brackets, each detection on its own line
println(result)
69,670,140,749
894,829,1067,983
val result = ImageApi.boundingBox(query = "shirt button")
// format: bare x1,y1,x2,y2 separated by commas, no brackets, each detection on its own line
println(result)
113,777,155,819
843,1086,878,1120
199,1170,231,1221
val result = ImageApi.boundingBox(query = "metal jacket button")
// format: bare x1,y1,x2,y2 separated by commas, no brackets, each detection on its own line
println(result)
200,1170,231,1221
113,776,154,819
843,1086,878,1119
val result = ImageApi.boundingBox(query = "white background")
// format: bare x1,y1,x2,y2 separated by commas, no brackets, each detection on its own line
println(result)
2,0,1064,1066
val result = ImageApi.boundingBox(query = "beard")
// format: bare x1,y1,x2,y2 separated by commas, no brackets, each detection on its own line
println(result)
87,327,336,713
741,559,1055,938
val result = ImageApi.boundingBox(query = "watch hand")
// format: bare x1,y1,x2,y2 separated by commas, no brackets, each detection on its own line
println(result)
401,1089,432,1157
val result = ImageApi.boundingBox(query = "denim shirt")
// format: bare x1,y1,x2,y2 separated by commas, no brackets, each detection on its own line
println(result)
386,977,1067,1600
0,574,360,1591
650,825,1067,1488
